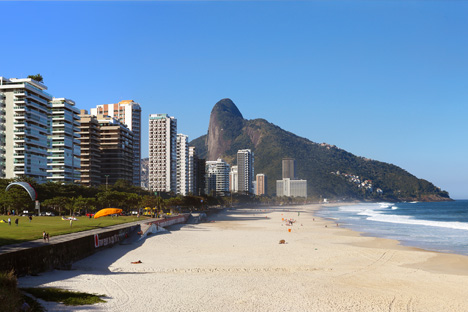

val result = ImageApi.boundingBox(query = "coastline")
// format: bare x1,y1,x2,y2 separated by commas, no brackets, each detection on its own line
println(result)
315,202,468,276
19,203,468,311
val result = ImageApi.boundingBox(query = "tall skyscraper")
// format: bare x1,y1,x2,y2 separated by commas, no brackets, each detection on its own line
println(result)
149,114,177,193
97,115,134,186
256,173,267,196
47,98,81,184
91,100,141,186
282,157,296,180
0,77,52,183
237,149,254,194
176,134,189,196
205,158,230,196
78,110,101,187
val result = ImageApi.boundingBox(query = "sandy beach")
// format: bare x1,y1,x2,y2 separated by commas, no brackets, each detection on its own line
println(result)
19,204,468,311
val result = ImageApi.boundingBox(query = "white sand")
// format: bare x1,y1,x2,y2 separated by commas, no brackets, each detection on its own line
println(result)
19,204,468,311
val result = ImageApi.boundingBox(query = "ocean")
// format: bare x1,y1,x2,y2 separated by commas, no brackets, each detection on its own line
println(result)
316,200,468,256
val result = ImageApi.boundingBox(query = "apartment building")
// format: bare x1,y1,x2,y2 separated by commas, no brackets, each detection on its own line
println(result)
97,115,134,186
188,146,197,195
176,134,189,196
229,165,238,193
0,77,52,183
148,114,177,193
256,173,267,196
91,100,141,186
206,158,230,196
237,149,254,194
47,98,81,183
78,110,101,186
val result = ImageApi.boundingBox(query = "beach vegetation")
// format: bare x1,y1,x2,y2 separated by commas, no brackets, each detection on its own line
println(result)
0,270,44,311
21,287,106,306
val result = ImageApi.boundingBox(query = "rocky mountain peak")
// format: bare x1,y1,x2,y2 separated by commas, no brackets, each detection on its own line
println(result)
207,98,245,160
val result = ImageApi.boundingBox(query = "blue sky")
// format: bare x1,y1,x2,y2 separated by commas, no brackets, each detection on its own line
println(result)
1,1,467,198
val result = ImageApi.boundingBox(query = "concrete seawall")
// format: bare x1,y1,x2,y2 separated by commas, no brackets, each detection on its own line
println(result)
0,214,189,276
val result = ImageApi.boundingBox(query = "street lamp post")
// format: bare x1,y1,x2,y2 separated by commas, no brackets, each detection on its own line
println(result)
105,175,109,190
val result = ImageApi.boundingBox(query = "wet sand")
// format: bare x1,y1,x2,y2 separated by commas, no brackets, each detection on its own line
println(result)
19,204,468,311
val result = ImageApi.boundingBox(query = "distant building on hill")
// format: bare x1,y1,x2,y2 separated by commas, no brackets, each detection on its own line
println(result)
276,178,307,198
277,157,307,198
282,157,296,180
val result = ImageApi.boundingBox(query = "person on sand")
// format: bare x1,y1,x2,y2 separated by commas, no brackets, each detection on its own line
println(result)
131,260,142,264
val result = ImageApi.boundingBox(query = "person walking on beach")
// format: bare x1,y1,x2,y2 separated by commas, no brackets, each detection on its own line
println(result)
15,218,18,226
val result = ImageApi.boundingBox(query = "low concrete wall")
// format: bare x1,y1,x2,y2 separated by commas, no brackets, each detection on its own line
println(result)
1,215,190,276
0,225,139,276
140,214,190,238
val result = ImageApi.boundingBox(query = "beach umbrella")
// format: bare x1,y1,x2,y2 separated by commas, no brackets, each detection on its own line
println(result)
94,208,122,219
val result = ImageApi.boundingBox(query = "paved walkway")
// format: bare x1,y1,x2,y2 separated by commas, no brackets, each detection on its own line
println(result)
0,218,159,256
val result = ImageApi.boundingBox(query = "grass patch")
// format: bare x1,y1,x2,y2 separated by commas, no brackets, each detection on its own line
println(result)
0,215,148,246
0,270,44,311
21,287,106,306
22,293,45,312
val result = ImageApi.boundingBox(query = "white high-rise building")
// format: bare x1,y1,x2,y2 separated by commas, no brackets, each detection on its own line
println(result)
229,165,238,193
0,77,52,183
91,100,141,186
176,134,189,196
276,178,307,198
237,149,254,194
149,114,177,193
47,98,81,184
205,158,230,196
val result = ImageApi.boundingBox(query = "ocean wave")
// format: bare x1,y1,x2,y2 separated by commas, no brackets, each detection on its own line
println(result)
360,209,468,231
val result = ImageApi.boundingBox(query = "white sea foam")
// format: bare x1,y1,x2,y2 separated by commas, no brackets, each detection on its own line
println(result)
391,206,398,210
357,207,468,231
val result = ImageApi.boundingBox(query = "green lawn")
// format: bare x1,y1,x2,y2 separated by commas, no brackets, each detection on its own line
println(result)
0,215,147,246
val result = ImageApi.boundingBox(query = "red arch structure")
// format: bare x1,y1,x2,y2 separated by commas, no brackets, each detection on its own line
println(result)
5,182,37,201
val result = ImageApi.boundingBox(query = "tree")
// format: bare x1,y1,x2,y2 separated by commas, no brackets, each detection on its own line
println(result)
42,196,71,216
27,74,43,83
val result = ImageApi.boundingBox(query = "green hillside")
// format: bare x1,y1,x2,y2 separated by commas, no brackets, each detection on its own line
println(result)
191,99,450,202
